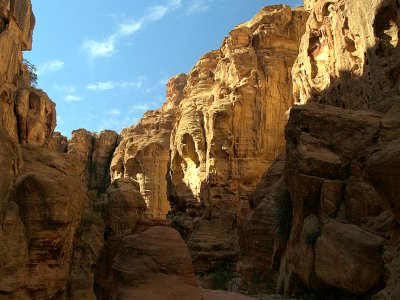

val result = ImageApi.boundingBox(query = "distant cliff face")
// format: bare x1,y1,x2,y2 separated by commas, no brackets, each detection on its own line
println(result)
110,73,187,218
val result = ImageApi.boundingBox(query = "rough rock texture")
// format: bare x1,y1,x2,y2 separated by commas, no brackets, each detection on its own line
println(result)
0,145,88,299
292,0,400,113
67,129,119,198
0,0,56,147
67,211,105,300
111,73,187,218
94,226,256,300
99,178,146,236
237,155,288,294
167,5,307,278
275,103,399,298
46,131,68,152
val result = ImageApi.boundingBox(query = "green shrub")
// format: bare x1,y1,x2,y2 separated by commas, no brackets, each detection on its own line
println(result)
23,59,38,87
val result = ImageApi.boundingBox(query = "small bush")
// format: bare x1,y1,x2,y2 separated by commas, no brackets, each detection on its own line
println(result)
23,59,38,87
305,228,321,245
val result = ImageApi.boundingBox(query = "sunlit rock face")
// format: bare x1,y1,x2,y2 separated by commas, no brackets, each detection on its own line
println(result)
166,4,307,276
110,73,187,218
293,0,400,112
0,0,56,146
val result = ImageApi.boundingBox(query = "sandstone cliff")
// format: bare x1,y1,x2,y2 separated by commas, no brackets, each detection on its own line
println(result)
110,73,187,218
261,0,400,298
166,4,308,281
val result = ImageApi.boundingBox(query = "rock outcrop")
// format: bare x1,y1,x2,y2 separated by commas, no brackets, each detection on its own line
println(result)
166,4,307,279
110,73,187,218
292,0,400,112
67,129,119,198
94,225,256,300
0,145,88,299
273,103,400,298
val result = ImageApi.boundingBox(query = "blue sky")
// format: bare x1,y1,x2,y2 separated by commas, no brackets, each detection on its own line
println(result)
25,0,302,137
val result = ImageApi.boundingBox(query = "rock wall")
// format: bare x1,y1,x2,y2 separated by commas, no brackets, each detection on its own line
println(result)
0,0,56,146
67,129,119,198
267,0,400,298
292,0,400,112
166,4,307,277
110,73,187,218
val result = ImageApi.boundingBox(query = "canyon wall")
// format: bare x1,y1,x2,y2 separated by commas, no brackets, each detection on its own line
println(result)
261,0,400,298
110,73,187,218
166,4,308,280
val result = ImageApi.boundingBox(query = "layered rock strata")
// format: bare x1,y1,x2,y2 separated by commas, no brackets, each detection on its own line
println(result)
166,4,307,277
110,73,187,218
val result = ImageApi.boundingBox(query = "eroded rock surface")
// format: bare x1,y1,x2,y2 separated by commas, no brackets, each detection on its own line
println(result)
111,73,187,218
167,5,307,278
94,226,256,300
274,103,399,298
293,0,400,112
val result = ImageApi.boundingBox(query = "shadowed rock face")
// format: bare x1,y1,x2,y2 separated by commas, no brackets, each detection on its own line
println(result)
111,73,187,219
166,4,307,277
265,1,400,298
0,145,88,299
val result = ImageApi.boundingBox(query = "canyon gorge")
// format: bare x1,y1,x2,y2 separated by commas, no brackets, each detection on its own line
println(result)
0,0,399,299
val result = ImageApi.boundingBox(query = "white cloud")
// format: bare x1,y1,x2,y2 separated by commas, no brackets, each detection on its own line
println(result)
65,94,84,102
118,21,142,36
53,84,76,93
106,109,121,115
131,103,150,111
83,0,182,59
86,81,115,91
186,0,212,15
82,37,115,58
86,78,145,91
37,59,64,75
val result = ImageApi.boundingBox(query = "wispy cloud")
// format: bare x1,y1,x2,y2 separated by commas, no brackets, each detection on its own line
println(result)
86,81,115,91
106,109,122,115
83,0,182,59
130,103,150,111
53,84,76,93
37,59,64,75
86,78,145,91
186,0,210,15
65,94,84,102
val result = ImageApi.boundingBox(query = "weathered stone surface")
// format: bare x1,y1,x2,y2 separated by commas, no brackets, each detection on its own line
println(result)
292,0,400,113
0,145,88,299
89,130,119,195
68,129,119,196
100,178,146,236
94,226,255,300
315,221,385,294
237,155,287,293
67,211,105,300
167,4,307,277
46,131,68,152
274,102,400,298
111,73,187,218
15,88,56,145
